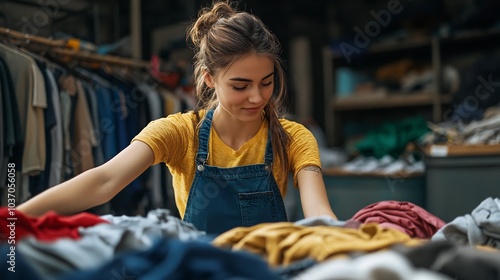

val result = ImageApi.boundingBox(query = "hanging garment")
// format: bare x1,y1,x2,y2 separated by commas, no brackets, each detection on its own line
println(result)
94,84,117,162
0,56,22,204
81,82,105,167
45,67,64,187
28,61,57,196
0,44,47,176
58,74,78,180
71,79,96,176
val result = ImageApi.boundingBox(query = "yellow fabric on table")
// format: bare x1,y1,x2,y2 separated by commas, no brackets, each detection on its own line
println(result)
213,222,423,266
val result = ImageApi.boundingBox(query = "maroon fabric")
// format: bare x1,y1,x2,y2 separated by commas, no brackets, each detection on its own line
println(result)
351,201,445,239
0,207,108,243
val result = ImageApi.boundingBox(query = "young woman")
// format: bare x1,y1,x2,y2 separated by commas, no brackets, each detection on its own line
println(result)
17,0,337,235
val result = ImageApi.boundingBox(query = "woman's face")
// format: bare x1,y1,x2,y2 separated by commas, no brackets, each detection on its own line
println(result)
205,53,274,123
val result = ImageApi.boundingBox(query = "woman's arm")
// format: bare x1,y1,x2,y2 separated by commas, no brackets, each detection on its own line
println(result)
297,165,338,219
17,141,154,216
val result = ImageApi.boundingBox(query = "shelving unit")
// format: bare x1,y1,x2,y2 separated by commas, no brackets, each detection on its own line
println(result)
322,28,500,148
323,36,443,147
331,91,453,111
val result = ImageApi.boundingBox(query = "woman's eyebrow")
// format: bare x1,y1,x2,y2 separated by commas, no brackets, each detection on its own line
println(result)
261,72,274,80
229,72,274,82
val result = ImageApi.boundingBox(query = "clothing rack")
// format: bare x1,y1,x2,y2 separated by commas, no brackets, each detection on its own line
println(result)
0,27,150,69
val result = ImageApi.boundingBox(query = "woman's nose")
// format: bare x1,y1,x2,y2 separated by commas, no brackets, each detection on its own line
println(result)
248,87,263,103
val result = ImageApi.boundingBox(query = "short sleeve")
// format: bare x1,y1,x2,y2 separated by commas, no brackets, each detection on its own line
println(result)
281,120,322,187
132,112,195,166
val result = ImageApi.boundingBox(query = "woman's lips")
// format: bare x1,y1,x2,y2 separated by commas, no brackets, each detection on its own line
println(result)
243,106,261,113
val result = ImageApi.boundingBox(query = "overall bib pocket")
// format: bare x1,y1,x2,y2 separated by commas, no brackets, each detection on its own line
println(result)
239,191,278,226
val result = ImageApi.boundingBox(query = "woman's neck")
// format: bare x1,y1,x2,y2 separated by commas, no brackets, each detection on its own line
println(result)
212,107,263,150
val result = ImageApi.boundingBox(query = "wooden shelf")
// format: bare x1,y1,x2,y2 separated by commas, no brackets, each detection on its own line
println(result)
323,167,424,178
441,28,500,44
330,92,452,111
326,28,500,60
327,38,433,61
424,144,500,157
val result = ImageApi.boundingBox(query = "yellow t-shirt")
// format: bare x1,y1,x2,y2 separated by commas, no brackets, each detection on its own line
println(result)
132,110,321,218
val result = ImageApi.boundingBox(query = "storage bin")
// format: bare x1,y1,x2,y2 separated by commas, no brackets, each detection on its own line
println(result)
425,154,500,223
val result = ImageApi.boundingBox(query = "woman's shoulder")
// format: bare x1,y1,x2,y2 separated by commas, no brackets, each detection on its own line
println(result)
141,110,205,135
279,118,308,132
278,118,317,144
164,109,206,124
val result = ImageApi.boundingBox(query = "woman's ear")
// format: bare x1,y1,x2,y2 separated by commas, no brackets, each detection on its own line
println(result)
203,70,215,88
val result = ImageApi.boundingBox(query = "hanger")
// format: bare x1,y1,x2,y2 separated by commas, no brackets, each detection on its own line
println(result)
74,66,115,88
16,43,68,75
0,28,20,48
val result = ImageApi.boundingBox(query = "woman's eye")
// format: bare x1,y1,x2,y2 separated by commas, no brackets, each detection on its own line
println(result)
233,85,247,90
262,81,273,87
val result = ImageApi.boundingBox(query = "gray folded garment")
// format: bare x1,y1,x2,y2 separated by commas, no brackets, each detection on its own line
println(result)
432,197,500,248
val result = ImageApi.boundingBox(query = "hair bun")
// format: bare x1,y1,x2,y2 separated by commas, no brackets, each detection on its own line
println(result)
188,1,237,48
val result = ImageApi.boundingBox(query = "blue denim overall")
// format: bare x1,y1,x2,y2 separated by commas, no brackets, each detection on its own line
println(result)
183,110,288,235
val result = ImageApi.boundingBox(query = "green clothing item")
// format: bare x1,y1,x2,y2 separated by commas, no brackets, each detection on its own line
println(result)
355,115,429,159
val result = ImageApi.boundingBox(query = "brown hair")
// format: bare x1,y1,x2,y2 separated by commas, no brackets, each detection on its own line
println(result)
187,0,291,173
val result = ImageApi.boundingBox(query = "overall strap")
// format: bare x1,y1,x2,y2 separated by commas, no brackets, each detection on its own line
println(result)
264,130,273,165
196,109,214,165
